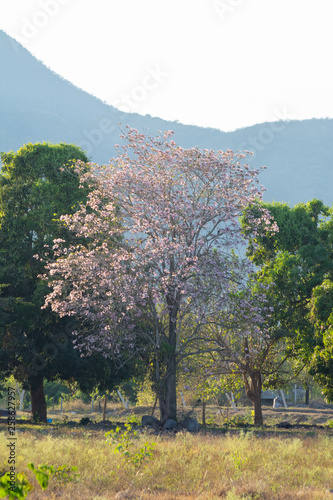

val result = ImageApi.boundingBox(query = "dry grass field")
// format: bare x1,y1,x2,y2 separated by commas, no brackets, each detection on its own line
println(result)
1,403,333,499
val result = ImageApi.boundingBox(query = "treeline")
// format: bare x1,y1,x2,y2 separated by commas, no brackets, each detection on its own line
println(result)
0,136,332,426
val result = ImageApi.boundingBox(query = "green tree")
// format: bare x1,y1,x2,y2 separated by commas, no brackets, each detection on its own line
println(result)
242,199,333,400
0,142,92,421
308,280,333,400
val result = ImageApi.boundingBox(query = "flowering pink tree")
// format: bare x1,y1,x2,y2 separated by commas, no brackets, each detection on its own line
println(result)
44,128,276,422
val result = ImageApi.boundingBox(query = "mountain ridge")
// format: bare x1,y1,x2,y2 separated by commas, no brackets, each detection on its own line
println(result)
1,29,333,206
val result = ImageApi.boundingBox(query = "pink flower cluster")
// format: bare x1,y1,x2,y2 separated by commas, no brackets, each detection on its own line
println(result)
43,128,277,358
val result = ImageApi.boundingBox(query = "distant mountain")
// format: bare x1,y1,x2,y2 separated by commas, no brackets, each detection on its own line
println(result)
1,29,333,207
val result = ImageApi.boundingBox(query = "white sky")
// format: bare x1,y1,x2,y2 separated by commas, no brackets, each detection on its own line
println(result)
1,0,333,132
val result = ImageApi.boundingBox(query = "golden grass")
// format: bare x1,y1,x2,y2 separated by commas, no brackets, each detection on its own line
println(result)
1,426,333,499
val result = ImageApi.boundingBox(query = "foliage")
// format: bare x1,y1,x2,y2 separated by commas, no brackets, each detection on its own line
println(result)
27,462,79,490
223,412,253,429
0,462,78,499
231,449,248,478
0,142,134,421
1,426,333,498
0,472,32,499
135,374,156,406
126,414,141,425
178,349,224,413
43,379,71,403
0,142,90,421
187,275,286,425
308,279,333,400
242,199,333,401
105,423,156,468
44,128,276,422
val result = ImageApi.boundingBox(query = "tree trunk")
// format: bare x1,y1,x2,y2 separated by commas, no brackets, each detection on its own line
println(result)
202,399,206,425
243,371,263,426
151,393,158,417
158,321,177,422
102,394,107,422
29,373,47,423
158,354,177,423
158,293,179,423
252,391,263,426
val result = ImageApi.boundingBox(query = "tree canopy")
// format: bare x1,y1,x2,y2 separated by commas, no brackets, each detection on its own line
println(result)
0,142,129,421
44,128,277,423
242,199,333,401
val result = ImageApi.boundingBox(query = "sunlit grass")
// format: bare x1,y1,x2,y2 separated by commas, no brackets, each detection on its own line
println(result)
1,426,332,499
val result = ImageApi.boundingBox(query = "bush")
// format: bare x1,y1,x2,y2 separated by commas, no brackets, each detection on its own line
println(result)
135,376,155,406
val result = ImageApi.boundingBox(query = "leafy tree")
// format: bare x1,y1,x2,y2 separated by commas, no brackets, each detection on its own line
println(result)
0,142,95,421
242,199,333,401
44,128,276,423
308,280,333,400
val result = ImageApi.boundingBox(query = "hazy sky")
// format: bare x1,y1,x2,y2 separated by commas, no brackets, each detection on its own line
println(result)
1,0,333,131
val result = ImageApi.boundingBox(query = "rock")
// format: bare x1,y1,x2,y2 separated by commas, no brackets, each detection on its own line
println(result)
277,421,292,429
180,417,200,432
79,417,91,426
65,421,77,427
163,418,177,430
141,415,161,427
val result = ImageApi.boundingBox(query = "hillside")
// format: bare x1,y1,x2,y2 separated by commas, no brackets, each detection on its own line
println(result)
1,30,333,206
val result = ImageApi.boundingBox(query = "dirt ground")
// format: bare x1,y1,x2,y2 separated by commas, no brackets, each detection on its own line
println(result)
2,401,332,432
260,405,333,426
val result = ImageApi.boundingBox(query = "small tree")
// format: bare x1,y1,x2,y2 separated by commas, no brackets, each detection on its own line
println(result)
44,128,276,423
178,352,222,424
201,280,287,425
